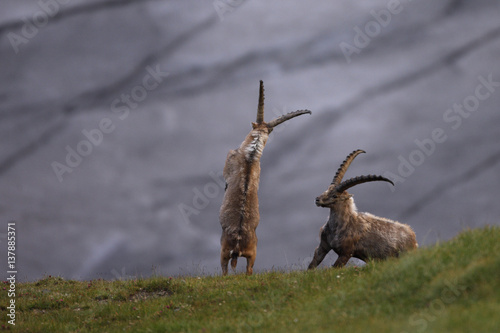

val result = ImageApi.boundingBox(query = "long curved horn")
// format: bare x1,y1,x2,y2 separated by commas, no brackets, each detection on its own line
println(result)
335,175,394,193
256,80,265,124
331,150,365,185
266,109,312,128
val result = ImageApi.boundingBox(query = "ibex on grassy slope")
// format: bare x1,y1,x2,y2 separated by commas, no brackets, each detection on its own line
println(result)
220,81,311,276
308,150,418,269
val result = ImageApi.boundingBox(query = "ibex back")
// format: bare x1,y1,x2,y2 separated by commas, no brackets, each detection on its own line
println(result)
220,81,311,275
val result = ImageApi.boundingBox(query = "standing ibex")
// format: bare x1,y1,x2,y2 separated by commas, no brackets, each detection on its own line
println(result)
308,150,418,269
220,81,311,276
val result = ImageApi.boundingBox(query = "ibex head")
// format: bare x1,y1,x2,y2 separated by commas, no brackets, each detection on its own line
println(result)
315,150,395,207
252,80,311,133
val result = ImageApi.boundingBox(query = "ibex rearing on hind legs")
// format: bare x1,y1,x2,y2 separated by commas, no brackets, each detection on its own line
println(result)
308,150,418,270
220,81,311,276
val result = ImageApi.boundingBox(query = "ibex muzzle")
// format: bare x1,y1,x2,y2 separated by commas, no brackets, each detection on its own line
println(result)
219,81,311,276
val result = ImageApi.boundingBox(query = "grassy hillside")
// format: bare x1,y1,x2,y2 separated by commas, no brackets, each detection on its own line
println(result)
3,226,500,332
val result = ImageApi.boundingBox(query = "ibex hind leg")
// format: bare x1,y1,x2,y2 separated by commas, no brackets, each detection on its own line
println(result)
242,247,256,276
246,254,256,275
220,249,231,276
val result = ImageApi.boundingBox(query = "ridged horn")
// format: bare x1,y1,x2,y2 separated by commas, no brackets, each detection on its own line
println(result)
256,80,265,124
266,110,312,128
331,150,366,185
335,175,394,193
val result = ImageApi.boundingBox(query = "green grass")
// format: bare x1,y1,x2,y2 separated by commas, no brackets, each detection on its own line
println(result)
2,226,500,332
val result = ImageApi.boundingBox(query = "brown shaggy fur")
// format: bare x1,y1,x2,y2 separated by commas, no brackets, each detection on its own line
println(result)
308,150,418,269
219,81,311,275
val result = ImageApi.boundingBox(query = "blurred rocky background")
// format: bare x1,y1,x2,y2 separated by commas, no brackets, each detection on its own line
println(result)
1,0,499,280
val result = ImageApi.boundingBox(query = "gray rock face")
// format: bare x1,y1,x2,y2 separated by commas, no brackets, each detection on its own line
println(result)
1,0,499,280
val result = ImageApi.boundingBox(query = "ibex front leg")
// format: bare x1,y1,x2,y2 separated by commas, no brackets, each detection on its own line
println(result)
308,234,331,269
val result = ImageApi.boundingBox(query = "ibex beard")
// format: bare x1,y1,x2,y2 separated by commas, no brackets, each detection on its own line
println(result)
308,150,418,270
219,80,311,276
